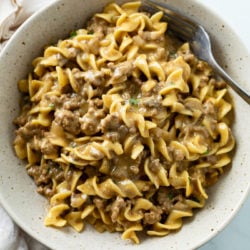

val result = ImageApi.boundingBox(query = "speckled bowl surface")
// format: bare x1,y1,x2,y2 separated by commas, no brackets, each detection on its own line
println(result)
0,0,250,249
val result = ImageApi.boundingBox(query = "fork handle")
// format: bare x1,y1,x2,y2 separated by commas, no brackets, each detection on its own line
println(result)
209,57,250,104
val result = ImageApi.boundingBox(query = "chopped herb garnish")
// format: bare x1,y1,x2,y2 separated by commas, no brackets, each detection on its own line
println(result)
202,149,210,155
168,192,174,200
191,196,199,203
48,103,55,108
129,98,140,106
70,30,77,37
46,166,52,175
87,30,94,35
169,51,177,58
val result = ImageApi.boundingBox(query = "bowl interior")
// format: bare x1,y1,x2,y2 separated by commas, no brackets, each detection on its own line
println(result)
0,0,250,249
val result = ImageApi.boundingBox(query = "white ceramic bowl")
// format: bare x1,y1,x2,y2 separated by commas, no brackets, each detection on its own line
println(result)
0,0,250,249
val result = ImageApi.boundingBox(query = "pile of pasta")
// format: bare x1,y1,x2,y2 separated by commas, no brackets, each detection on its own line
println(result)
14,1,235,244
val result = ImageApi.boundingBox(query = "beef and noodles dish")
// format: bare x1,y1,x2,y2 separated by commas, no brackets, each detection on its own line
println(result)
13,1,235,244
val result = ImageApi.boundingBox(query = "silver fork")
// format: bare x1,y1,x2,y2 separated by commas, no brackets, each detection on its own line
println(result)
142,0,250,104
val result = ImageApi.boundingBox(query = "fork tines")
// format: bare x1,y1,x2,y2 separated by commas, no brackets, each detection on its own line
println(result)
141,0,197,42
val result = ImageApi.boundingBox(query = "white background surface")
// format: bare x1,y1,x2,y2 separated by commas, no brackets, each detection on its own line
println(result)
0,0,249,249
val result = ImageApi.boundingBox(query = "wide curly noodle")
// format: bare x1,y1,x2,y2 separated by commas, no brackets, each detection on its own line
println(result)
13,1,235,244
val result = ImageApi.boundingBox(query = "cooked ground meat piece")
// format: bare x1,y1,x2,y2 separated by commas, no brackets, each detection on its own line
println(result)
80,107,105,135
203,100,216,116
27,162,64,187
62,93,86,111
157,191,187,214
110,164,131,180
143,208,162,225
77,70,105,87
42,93,86,112
101,112,121,133
156,187,176,213
92,98,103,108
182,53,195,63
13,103,31,126
129,165,140,175
157,187,170,205
27,165,49,185
142,95,162,108
37,184,55,198
196,61,209,72
29,136,42,151
117,125,129,141
105,132,120,142
54,109,81,135
110,154,143,181
177,47,195,63
93,197,107,210
149,158,161,173
110,196,126,223
104,124,130,142
182,125,210,139
67,47,79,59
184,98,203,111
199,76,209,87
42,95,61,108
40,137,59,158
174,149,185,161
87,16,109,36
214,80,227,89
109,61,133,84
206,155,218,164
15,121,44,140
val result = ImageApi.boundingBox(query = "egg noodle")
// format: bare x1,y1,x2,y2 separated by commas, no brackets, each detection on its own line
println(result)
13,1,235,244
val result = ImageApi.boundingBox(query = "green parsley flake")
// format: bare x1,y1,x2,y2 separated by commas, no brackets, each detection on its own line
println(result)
70,31,77,37
202,149,210,155
129,98,140,106
191,196,199,202
168,192,174,200
48,103,55,108
169,51,177,58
